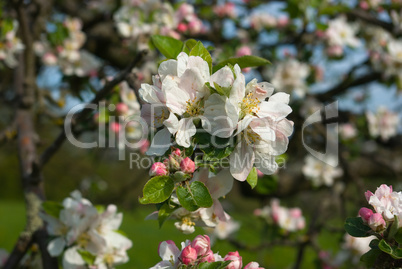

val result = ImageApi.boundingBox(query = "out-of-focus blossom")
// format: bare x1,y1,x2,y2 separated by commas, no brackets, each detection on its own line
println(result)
0,249,8,267
255,199,305,232
302,155,343,187
342,234,376,256
325,16,360,56
213,2,236,18
339,123,358,140
366,106,399,141
0,19,24,68
270,59,310,98
249,13,278,30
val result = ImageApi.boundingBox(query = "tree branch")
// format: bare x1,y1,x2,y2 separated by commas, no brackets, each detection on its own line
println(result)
39,50,147,167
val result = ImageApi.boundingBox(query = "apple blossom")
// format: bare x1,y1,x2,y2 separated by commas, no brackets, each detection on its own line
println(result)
367,213,386,232
0,19,24,68
366,106,399,141
191,235,211,256
339,123,358,140
302,155,343,187
270,59,310,98
244,262,264,269
325,16,360,54
365,184,402,222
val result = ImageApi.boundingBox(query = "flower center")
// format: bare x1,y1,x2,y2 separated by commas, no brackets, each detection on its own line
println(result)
244,128,261,145
154,107,169,125
182,217,195,227
240,92,260,118
104,253,114,266
77,232,91,248
185,97,202,117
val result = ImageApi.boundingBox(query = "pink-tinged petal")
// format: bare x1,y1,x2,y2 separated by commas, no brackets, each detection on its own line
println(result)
179,68,208,99
230,140,255,181
235,115,254,135
256,129,289,156
158,240,180,262
365,191,374,203
249,118,276,142
269,92,290,104
146,128,172,156
257,101,292,121
274,119,294,137
139,84,162,104
150,260,174,269
213,199,230,222
244,262,264,269
210,66,234,88
175,118,196,148
202,93,238,138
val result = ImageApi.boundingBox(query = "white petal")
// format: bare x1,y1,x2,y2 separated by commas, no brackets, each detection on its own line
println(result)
177,52,189,77
164,76,189,115
179,68,208,99
258,101,292,121
139,84,162,104
175,118,196,148
249,118,276,141
62,247,86,269
230,139,255,181
163,113,179,135
158,241,180,262
210,66,234,88
187,56,210,81
158,59,178,81
269,92,290,104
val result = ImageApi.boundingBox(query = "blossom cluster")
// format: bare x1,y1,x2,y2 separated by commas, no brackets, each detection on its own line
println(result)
141,49,293,181
40,190,132,269
321,16,360,57
249,13,289,31
151,234,264,269
34,17,100,77
114,1,205,49
366,106,399,141
359,184,402,232
269,58,310,98
254,199,305,233
146,151,234,234
95,80,149,153
0,19,24,68
302,155,343,187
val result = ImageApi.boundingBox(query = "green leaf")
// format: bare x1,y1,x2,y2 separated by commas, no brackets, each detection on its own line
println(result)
158,202,176,228
213,56,270,73
360,248,381,267
189,41,212,74
213,82,231,97
139,176,174,204
194,132,235,161
176,185,199,211
388,215,399,240
77,249,96,265
176,181,213,211
113,229,128,237
246,167,258,189
395,227,402,245
182,39,198,54
95,205,105,213
151,35,183,59
344,217,372,237
378,239,402,259
42,201,63,218
198,261,232,269
190,181,213,208
319,4,350,15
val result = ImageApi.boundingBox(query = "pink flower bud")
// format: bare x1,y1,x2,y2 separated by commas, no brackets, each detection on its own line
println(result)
149,162,168,177
368,213,386,232
200,250,215,263
188,19,202,34
177,23,188,33
256,169,264,178
180,157,196,173
244,262,264,269
171,148,181,157
116,103,129,115
168,156,181,171
224,251,242,269
236,46,252,57
277,17,289,28
359,207,373,223
110,122,121,133
181,245,197,265
191,235,211,256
